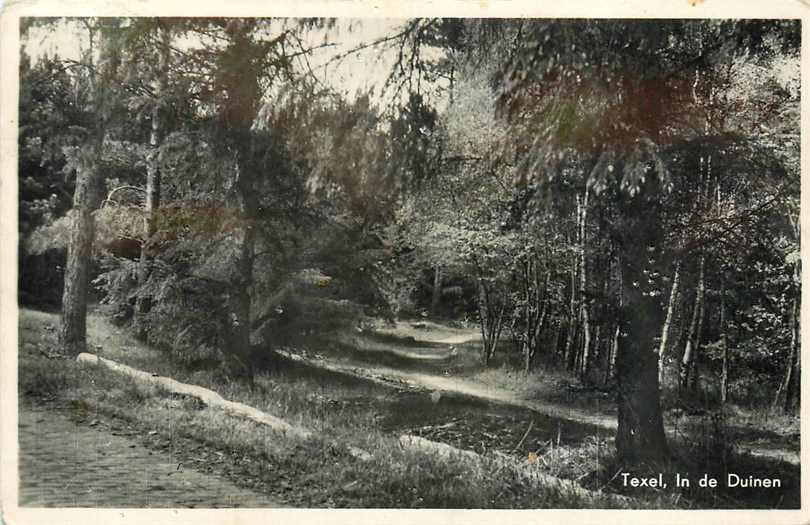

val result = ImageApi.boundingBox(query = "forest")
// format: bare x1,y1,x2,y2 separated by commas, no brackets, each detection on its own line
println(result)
17,17,801,509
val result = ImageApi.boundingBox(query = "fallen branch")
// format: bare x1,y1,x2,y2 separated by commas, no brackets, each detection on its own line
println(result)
399,434,480,462
77,353,311,439
398,434,632,506
77,353,376,461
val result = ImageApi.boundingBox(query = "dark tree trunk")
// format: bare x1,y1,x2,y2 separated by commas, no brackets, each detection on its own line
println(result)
590,324,601,381
784,304,800,412
228,171,257,380
477,279,505,367
219,21,264,381
773,296,800,413
773,197,800,413
525,270,550,372
615,259,670,462
518,257,548,373
59,156,103,356
614,179,669,464
552,320,563,362
59,22,112,356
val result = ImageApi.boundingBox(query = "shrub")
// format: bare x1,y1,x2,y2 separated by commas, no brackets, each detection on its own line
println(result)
145,274,230,368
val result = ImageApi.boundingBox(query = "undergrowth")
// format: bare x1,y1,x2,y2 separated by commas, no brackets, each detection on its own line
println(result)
18,308,798,509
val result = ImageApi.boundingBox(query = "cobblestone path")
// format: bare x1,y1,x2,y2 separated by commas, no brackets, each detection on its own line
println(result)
18,405,281,508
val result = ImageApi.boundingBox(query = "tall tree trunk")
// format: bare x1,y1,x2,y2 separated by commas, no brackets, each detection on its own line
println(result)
604,253,621,386
680,256,705,394
135,22,171,339
565,200,583,373
615,179,669,464
784,301,800,412
616,256,670,462
719,273,729,404
525,270,550,372
686,155,712,395
227,145,258,381
552,320,563,362
690,264,707,395
220,21,263,381
773,295,800,413
477,279,503,366
521,259,534,372
430,265,442,317
491,304,505,363
604,322,619,386
564,196,582,371
564,242,578,370
591,324,601,379
578,186,590,379
773,182,800,413
522,268,535,374
657,260,681,386
59,21,113,356
478,280,490,365
59,147,104,355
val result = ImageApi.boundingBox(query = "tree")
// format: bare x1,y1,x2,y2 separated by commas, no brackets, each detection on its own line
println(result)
136,18,333,379
484,19,798,463
18,48,90,308
398,66,522,363
134,19,173,338
58,19,121,356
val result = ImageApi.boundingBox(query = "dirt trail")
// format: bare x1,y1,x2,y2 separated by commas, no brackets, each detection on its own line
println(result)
26,309,798,470
278,348,615,431
297,323,801,467
374,320,482,345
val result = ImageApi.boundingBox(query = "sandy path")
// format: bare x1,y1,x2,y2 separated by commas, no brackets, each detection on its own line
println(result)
280,350,800,466
374,321,482,345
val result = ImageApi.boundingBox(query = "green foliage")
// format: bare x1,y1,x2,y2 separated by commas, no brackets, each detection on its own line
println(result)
92,256,140,323
145,274,230,367
20,18,800,413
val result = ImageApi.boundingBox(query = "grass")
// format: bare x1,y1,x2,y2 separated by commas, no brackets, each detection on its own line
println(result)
467,362,616,415
722,404,800,442
19,308,634,509
19,355,633,508
471,363,567,398
18,308,799,509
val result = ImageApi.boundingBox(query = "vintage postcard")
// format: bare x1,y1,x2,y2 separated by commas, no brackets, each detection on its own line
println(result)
1,1,807,524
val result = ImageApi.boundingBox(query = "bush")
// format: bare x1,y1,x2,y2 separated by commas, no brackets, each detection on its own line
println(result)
92,255,140,325
145,275,230,368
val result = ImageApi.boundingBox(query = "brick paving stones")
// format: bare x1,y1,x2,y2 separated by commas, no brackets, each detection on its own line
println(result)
18,405,281,508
